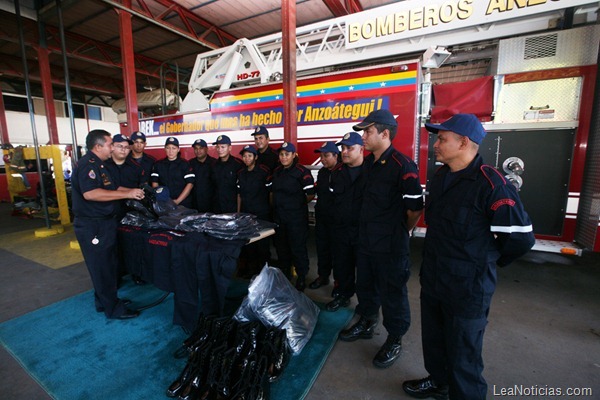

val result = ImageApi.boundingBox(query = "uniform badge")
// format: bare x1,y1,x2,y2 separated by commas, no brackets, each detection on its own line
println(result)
88,170,96,179
282,142,288,148
381,160,386,165
217,135,223,141
344,133,350,139
321,142,326,148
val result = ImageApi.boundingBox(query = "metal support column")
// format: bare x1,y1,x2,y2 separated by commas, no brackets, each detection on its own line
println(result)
117,3,139,135
0,84,9,145
37,46,60,144
282,0,297,145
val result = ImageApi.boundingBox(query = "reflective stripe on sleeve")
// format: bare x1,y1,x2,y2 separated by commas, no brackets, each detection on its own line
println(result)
184,174,195,179
490,224,533,233
403,193,423,199
303,184,314,190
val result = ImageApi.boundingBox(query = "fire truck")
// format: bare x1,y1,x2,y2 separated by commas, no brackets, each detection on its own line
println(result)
130,0,599,254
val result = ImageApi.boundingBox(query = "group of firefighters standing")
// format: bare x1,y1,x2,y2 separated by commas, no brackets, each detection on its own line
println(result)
71,108,535,400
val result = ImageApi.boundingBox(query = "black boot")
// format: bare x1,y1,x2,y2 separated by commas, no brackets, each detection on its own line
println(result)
295,275,306,292
402,376,449,399
372,334,402,368
338,316,378,342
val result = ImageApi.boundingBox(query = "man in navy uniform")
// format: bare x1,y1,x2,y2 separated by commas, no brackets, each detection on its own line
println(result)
189,138,216,212
325,132,366,311
403,114,535,400
252,125,279,171
309,141,341,290
129,131,156,178
71,129,144,319
212,135,244,213
339,109,424,370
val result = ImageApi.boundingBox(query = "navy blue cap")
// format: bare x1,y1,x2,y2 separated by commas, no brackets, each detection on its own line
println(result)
240,145,258,155
165,136,179,147
277,142,296,153
113,134,133,144
425,114,487,145
154,186,171,201
314,141,340,154
193,139,208,147
353,109,397,131
336,131,364,146
213,135,232,145
251,126,269,137
130,131,146,142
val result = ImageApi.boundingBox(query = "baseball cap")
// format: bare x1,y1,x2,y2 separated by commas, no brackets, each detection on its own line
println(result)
314,141,340,154
251,126,269,137
425,114,487,145
353,109,397,131
165,136,179,147
193,139,208,147
213,135,232,145
336,131,364,147
240,145,258,155
277,142,296,153
113,134,133,144
130,131,146,142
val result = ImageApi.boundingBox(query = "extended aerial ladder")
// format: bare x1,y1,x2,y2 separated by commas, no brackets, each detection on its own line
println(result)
181,0,597,112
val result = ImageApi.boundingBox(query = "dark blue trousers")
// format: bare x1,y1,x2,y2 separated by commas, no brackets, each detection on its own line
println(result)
420,291,489,400
74,217,126,318
355,251,411,336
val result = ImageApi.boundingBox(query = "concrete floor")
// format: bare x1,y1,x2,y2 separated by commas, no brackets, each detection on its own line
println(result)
0,202,599,400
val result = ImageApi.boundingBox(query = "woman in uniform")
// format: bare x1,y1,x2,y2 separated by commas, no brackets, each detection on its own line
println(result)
236,145,271,276
268,142,315,291
150,136,195,208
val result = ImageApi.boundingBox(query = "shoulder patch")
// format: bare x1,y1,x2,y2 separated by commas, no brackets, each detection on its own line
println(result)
88,169,96,179
491,198,516,211
480,165,506,189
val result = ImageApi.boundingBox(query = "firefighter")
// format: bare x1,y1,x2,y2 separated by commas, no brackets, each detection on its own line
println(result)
309,141,341,290
269,142,315,291
128,131,156,178
325,132,366,311
211,135,244,213
150,137,195,208
339,109,424,370
71,129,144,320
189,138,216,212
236,144,271,276
252,125,279,171
403,114,535,400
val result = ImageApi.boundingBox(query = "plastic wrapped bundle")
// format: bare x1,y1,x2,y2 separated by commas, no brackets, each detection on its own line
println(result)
233,265,319,354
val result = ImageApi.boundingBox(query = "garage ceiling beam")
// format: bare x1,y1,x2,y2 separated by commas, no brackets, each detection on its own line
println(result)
101,0,238,50
321,0,363,16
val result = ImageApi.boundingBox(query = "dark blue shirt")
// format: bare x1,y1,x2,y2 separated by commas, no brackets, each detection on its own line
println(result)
237,164,271,219
212,156,244,213
71,151,118,218
257,146,279,171
269,160,315,216
190,155,216,212
129,152,156,178
150,157,195,206
421,154,535,316
359,145,423,255
329,162,366,242
314,163,340,222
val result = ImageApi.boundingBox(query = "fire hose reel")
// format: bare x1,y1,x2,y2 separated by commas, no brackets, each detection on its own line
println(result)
502,157,525,190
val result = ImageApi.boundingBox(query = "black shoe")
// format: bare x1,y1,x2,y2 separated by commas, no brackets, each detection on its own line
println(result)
295,276,306,292
403,376,449,399
373,334,402,368
132,275,146,285
115,308,140,320
96,298,132,313
339,316,377,342
325,295,350,312
308,276,329,289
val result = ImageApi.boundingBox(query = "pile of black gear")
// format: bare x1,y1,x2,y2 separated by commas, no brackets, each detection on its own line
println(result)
167,315,291,400
122,185,276,241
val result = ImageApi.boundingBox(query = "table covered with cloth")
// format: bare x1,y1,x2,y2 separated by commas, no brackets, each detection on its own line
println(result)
118,225,246,332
